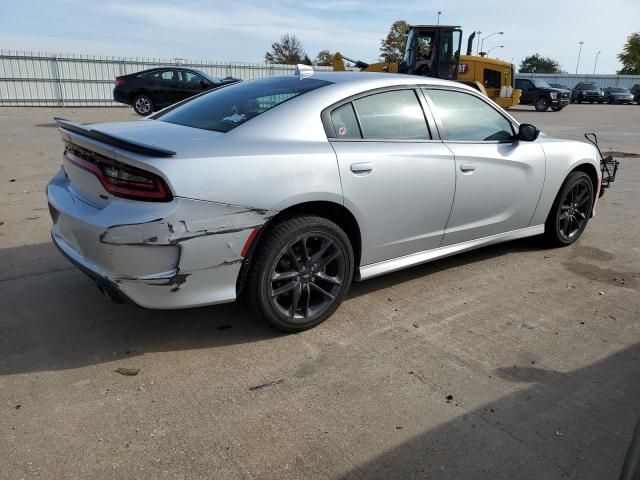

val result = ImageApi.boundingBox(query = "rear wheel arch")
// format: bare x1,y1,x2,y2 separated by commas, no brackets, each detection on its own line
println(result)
236,201,362,295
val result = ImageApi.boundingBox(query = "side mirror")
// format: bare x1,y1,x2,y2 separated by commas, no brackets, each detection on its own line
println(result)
200,80,210,88
398,60,409,74
518,123,540,142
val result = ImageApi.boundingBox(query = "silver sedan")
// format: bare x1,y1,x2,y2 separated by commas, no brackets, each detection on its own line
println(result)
47,71,603,331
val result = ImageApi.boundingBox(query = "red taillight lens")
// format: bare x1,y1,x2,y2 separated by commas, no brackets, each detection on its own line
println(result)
115,77,125,86
65,146,172,202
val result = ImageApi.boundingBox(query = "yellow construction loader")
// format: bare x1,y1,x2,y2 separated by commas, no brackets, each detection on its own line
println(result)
333,25,521,108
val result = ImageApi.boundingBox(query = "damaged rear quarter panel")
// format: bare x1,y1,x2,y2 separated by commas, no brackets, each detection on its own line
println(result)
99,198,276,307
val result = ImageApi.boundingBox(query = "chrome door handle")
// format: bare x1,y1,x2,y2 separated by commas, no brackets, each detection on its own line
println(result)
460,163,476,173
350,162,374,175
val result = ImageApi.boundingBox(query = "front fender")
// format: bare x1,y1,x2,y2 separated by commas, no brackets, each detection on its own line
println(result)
529,140,601,226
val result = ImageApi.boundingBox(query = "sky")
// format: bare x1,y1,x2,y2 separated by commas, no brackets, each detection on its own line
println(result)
1,0,638,74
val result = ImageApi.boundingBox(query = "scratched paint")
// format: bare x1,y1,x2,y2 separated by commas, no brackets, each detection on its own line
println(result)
103,200,277,292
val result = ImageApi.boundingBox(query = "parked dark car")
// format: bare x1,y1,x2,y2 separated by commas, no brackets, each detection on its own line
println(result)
571,82,605,104
114,68,241,115
514,78,570,112
630,84,640,105
603,87,635,104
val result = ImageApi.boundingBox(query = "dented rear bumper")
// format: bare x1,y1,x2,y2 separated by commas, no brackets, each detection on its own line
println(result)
47,168,275,309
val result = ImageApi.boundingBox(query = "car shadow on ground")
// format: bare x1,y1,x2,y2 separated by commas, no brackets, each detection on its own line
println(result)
339,342,640,480
0,236,553,376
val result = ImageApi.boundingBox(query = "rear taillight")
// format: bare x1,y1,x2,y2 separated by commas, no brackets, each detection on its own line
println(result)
65,146,172,202
115,77,125,86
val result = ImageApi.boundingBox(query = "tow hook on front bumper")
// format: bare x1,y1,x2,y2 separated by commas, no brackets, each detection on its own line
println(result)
584,132,620,196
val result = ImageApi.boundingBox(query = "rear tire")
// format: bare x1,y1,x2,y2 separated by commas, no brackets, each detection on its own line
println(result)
544,171,594,247
535,96,550,112
133,94,154,116
245,216,354,332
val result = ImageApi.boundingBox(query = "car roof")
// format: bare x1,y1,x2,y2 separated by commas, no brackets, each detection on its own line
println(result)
304,71,474,91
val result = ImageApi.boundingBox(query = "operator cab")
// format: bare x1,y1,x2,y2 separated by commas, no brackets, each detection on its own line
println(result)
400,25,462,80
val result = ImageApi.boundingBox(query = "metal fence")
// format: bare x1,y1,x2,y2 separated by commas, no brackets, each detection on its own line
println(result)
0,50,333,107
2,50,640,107
515,72,640,89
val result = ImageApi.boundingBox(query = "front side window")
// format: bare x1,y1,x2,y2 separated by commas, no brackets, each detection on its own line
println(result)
352,90,430,140
180,71,205,84
155,76,332,133
425,89,514,142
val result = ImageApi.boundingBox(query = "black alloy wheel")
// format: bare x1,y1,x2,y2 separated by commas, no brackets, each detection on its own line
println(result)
246,216,354,332
535,96,550,112
545,171,594,246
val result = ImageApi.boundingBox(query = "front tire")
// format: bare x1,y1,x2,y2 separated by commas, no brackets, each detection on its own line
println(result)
245,216,354,332
544,171,594,247
133,94,154,116
535,96,550,112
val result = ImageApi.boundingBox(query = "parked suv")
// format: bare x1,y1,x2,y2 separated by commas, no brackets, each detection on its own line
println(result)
631,84,640,105
514,78,570,112
113,68,241,115
571,82,605,104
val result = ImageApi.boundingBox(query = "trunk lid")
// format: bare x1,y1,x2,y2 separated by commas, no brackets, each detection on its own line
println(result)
57,118,223,207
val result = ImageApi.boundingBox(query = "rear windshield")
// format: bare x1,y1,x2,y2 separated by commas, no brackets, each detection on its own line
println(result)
155,76,332,133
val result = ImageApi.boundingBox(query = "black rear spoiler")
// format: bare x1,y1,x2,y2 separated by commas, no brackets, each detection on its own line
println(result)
54,117,176,157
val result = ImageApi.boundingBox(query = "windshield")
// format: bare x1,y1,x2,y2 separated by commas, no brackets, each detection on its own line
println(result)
155,76,332,133
532,79,552,89
609,88,629,93
582,83,599,90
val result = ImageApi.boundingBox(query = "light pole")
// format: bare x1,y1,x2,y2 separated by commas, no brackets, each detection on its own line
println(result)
480,32,504,54
476,31,482,55
487,45,504,56
593,50,601,74
437,11,442,25
575,41,584,74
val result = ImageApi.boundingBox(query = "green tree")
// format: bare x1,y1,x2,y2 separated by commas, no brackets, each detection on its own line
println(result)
265,34,307,64
518,53,563,73
617,32,640,74
315,50,334,67
379,20,409,64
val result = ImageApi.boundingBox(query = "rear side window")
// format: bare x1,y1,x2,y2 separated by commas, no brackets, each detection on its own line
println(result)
142,70,176,82
425,89,514,141
155,76,332,133
352,90,430,140
330,104,361,139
